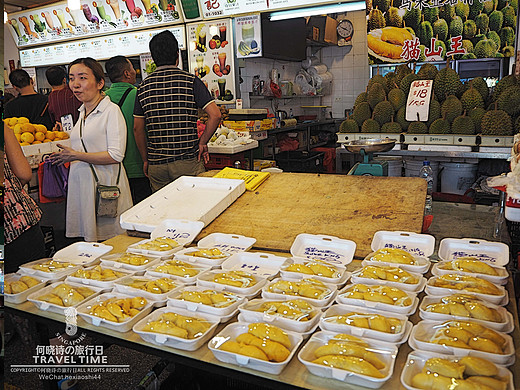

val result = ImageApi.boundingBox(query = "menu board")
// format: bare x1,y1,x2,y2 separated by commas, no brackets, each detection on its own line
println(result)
234,14,262,58
6,0,184,48
19,26,186,67
366,0,518,63
187,19,235,103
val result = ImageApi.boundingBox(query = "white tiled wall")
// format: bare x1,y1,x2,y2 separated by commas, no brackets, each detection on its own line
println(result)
239,11,369,119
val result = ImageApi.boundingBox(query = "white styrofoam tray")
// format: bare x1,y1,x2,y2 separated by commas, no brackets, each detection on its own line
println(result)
408,320,515,366
27,281,103,315
4,273,48,304
197,270,268,298
262,278,338,309
197,233,256,254
145,260,210,285
76,292,154,333
99,253,163,274
280,258,349,286
127,219,205,257
53,242,113,266
336,284,419,316
174,247,231,268
400,351,514,390
19,258,83,282
133,306,220,351
207,140,259,154
220,252,288,279
431,260,509,286
319,304,412,345
65,265,135,290
425,276,507,306
120,176,246,232
237,298,322,333
113,275,185,307
419,295,514,333
438,238,509,267
236,313,320,340
290,234,356,267
208,322,303,375
298,330,398,389
167,285,246,323
351,266,427,293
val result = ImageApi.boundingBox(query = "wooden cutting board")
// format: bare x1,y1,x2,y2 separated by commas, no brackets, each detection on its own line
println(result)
198,172,426,258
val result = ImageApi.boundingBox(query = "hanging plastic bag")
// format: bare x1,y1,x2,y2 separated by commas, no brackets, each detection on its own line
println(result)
40,158,69,199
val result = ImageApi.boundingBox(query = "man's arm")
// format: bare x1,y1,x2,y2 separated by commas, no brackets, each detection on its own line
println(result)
198,102,221,163
133,116,148,176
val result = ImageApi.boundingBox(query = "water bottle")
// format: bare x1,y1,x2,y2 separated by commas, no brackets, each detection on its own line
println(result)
419,161,434,215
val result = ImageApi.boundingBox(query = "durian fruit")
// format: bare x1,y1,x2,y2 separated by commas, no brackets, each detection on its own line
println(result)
385,72,398,91
492,74,518,100
499,26,515,47
461,53,477,59
352,102,372,126
461,86,485,112
423,7,439,23
367,83,387,109
408,121,428,134
368,7,386,30
417,63,438,80
381,116,402,133
489,9,504,31
515,116,520,132
486,30,501,50
355,91,368,107
483,0,495,14
474,38,497,58
388,88,406,111
418,16,433,46
463,19,477,40
456,2,470,18
339,115,359,133
403,8,421,31
434,61,462,102
471,77,489,101
394,64,412,85
452,111,475,135
502,45,515,57
386,6,403,28
400,73,419,96
497,85,520,116
433,17,449,42
440,4,455,23
427,99,441,127
368,72,387,92
429,116,451,134
373,0,391,13
362,117,381,133
441,95,463,124
449,15,464,37
372,99,394,126
502,4,516,26
481,104,513,135
396,106,409,131
469,107,486,133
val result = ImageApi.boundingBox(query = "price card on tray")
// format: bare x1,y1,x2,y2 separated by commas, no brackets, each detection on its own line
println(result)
406,79,432,122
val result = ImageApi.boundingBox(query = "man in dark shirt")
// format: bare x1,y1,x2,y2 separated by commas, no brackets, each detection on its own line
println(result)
45,66,82,131
133,30,221,192
4,69,53,131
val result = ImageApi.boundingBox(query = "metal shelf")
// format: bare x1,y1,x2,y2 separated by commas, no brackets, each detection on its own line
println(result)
249,93,323,100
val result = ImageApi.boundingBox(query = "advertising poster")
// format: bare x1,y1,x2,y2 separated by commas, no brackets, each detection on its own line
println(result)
197,0,326,19
187,19,235,103
234,14,262,58
366,0,518,63
6,0,184,48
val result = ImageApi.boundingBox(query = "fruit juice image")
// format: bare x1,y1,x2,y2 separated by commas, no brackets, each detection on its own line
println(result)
107,0,122,19
19,16,38,38
10,19,21,37
217,79,226,97
66,7,81,26
55,9,68,29
218,52,226,70
242,24,254,45
42,11,55,29
141,0,152,12
219,25,227,42
199,30,206,47
196,56,204,69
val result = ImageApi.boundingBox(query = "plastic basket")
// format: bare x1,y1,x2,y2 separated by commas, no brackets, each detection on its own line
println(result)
205,153,248,170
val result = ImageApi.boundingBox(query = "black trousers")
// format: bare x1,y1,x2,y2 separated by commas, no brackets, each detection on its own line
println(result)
5,223,46,274
129,176,152,205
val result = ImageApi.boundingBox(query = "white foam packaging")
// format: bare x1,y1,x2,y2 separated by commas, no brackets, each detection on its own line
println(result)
280,258,350,286
167,285,246,323
197,269,267,298
145,260,210,285
133,306,220,351
236,312,320,340
99,253,162,274
76,292,154,333
400,351,514,390
208,322,303,375
19,259,83,282
113,275,185,307
419,296,514,333
351,266,427,293
336,284,419,316
127,219,205,258
262,277,338,309
298,330,398,389
362,231,434,274
174,247,231,269
237,298,322,334
432,238,510,285
27,281,103,315
220,252,288,280
408,320,516,366
120,176,245,232
289,233,356,268
53,242,114,267
4,273,47,304
65,266,135,291
425,276,507,306
197,233,256,254
320,304,413,345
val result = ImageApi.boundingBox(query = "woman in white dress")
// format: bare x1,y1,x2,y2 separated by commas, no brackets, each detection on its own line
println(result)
51,57,132,241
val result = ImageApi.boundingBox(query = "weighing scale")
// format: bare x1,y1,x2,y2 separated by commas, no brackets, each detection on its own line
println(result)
343,139,397,176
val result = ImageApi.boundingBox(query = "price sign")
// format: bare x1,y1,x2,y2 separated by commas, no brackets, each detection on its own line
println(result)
406,79,433,122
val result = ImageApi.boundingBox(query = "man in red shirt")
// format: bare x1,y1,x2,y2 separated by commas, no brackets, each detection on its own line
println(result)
45,66,82,131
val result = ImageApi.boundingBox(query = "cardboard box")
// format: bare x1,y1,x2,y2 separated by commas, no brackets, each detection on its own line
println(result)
223,120,261,132
306,16,338,45
253,159,277,171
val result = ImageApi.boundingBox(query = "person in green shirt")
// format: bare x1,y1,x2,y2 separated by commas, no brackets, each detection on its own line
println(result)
105,56,151,203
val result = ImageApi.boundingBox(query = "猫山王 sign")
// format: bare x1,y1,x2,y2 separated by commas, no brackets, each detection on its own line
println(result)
366,0,517,63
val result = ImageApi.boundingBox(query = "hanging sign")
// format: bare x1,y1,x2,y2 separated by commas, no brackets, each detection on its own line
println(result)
235,15,262,58
406,79,432,122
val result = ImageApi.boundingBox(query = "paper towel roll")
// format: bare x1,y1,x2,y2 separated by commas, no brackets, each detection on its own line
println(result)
308,64,328,76
281,118,298,127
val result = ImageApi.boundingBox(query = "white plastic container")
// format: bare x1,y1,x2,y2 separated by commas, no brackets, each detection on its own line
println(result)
237,298,322,333
76,292,154,332
53,242,113,267
432,260,509,285
65,265,135,290
128,219,205,258
208,322,303,375
120,176,245,232
425,276,507,306
336,284,419,316
298,330,398,389
145,260,210,286
351,266,427,293
363,230,434,274
167,286,246,323
236,312,320,339
408,320,515,366
133,307,220,351
400,351,514,390
4,273,47,304
439,162,477,195
27,281,103,315
280,258,350,286
99,253,162,274
113,275,185,307
289,234,357,268
174,247,231,268
220,252,288,279
19,258,82,282
419,296,514,333
197,270,267,298
320,304,412,345
374,156,403,177
262,278,338,309
197,233,257,254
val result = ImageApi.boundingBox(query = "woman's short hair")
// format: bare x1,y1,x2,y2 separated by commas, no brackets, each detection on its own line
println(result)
69,57,105,88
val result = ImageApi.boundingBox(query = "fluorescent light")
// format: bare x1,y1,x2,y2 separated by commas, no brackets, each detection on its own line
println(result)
68,0,81,10
269,2,366,21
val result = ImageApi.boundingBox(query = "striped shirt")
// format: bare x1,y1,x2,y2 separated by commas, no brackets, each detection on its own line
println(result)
134,65,213,165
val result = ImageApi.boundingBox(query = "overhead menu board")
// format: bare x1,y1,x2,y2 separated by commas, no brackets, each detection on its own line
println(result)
6,0,184,48
19,26,186,67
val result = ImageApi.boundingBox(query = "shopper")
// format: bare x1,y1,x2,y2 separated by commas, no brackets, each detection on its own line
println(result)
105,55,151,204
45,65,82,129
4,69,53,130
51,57,132,242
133,30,221,192
4,123,46,274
